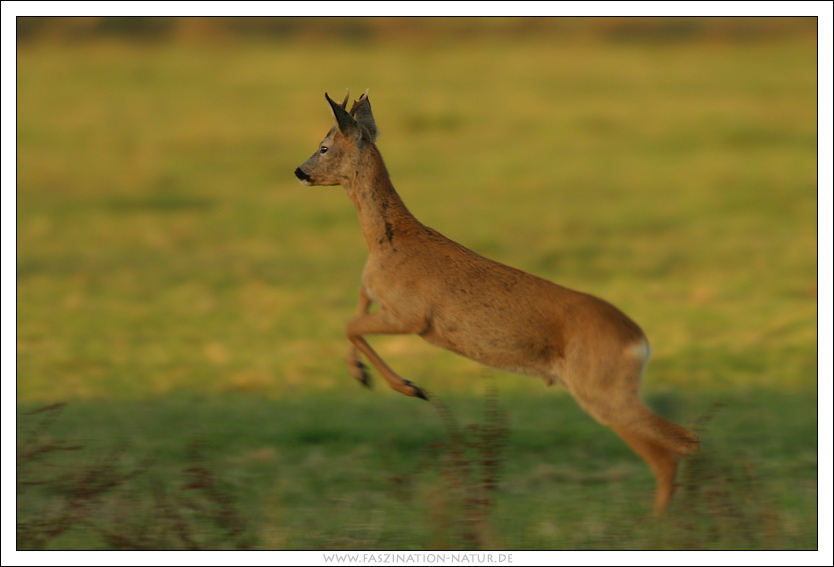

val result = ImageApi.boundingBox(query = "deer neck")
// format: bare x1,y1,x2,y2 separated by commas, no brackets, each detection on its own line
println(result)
343,145,419,251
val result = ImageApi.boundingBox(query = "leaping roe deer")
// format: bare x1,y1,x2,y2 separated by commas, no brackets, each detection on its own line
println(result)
294,89,699,515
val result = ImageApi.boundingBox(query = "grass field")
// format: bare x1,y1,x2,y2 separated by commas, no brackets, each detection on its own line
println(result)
15,18,819,550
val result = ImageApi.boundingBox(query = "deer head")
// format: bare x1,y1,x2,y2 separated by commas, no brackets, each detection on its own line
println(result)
294,89,378,186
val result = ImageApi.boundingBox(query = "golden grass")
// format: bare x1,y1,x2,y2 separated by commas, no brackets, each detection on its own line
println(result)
16,32,817,400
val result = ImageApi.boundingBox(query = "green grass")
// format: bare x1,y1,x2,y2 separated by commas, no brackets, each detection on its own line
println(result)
15,24,818,550
17,388,817,550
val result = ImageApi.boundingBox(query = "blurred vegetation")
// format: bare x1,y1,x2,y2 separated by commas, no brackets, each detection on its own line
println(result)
16,17,818,550
15,16,819,45
17,403,255,550
17,389,817,549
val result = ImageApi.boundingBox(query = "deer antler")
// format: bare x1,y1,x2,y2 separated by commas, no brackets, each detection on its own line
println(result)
349,89,370,117
339,88,350,110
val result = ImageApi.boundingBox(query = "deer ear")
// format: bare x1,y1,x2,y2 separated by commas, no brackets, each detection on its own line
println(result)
350,90,378,143
326,92,360,139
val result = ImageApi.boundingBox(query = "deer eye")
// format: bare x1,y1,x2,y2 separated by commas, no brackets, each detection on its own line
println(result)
320,146,328,154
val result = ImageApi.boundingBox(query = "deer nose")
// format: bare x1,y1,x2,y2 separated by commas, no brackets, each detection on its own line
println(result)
294,167,311,182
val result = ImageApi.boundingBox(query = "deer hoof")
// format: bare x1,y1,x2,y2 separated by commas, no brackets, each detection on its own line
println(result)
404,380,429,401
355,361,372,388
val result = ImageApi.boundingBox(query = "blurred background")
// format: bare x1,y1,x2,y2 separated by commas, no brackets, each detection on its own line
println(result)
16,17,818,550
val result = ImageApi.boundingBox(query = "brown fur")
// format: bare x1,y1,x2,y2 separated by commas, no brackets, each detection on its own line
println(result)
294,90,699,515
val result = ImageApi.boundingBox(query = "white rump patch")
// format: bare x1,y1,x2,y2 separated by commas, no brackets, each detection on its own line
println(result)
626,338,652,363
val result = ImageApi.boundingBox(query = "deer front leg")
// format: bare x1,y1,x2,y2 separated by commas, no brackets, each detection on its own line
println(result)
346,287,373,388
345,304,429,400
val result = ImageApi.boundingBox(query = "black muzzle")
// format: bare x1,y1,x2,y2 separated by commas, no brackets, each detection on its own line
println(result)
294,167,311,182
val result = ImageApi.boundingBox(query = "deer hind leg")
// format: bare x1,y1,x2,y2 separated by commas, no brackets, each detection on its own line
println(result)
608,404,699,515
588,399,698,515
611,424,681,516
562,363,699,516
345,304,428,400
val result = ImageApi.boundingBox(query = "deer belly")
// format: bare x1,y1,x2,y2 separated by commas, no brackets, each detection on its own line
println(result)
419,315,562,376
